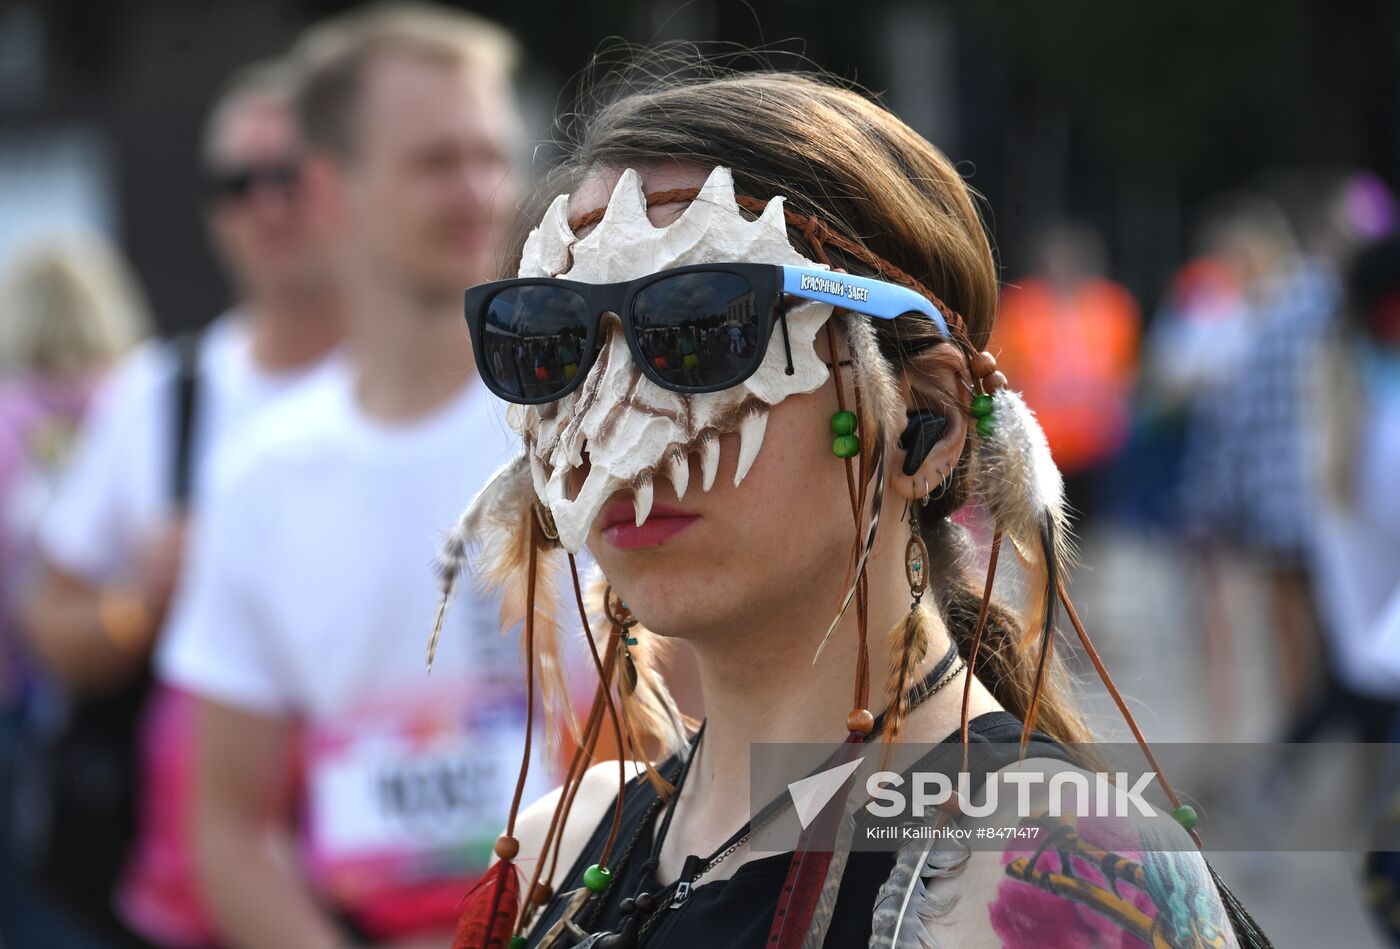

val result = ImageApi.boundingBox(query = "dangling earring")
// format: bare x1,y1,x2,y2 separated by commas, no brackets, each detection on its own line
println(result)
882,529,933,744
905,531,930,614
604,584,639,694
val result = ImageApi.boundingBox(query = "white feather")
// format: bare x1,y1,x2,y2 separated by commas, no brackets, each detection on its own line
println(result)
971,390,1074,568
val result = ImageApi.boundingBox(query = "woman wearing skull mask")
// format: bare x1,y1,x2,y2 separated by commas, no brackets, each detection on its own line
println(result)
434,60,1266,949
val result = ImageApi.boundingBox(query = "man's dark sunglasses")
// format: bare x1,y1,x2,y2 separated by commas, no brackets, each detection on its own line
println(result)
206,163,301,202
466,262,950,405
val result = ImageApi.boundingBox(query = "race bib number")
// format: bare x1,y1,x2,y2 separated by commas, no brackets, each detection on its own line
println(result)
303,682,529,901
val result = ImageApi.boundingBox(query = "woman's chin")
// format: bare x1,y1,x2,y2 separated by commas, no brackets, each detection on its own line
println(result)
587,561,714,634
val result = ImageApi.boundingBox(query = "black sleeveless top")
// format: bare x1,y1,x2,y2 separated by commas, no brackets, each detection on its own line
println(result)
525,712,1068,948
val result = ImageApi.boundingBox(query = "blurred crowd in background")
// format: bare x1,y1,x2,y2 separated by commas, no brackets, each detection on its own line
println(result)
0,1,1398,948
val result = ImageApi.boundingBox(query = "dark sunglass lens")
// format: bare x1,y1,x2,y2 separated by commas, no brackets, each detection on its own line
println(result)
208,165,300,202
631,273,761,390
481,286,591,401
209,171,252,200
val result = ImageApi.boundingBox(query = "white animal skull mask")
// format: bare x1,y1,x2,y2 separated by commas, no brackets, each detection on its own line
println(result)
508,166,835,551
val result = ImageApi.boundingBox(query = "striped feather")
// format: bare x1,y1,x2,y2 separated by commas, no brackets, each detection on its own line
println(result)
868,825,970,948
882,605,932,744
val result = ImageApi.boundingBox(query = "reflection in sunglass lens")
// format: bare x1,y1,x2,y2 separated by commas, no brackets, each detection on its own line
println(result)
631,273,760,390
481,286,592,401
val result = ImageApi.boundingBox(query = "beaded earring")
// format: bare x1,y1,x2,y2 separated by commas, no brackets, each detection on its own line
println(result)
830,410,860,458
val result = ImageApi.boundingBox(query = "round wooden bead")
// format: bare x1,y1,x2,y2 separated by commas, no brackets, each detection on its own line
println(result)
832,434,861,458
494,835,520,860
971,351,997,377
583,863,613,892
1170,804,1198,831
985,370,1009,392
846,708,875,735
530,882,554,905
830,410,857,436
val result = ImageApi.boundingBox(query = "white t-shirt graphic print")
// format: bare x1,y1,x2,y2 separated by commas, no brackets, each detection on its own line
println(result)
160,363,540,937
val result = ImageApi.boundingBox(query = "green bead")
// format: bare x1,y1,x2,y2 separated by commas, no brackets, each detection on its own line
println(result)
832,434,861,458
509,937,528,949
1170,804,1198,831
583,864,613,892
976,416,995,438
830,410,857,436
970,394,995,418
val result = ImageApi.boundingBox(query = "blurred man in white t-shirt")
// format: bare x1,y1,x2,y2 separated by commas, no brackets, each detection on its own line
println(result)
22,59,342,946
158,7,532,948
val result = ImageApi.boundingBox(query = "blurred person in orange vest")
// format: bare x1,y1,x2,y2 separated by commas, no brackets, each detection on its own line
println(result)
155,6,531,948
21,59,342,947
991,223,1141,520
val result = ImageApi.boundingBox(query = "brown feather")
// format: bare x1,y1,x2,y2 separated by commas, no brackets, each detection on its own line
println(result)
882,605,932,744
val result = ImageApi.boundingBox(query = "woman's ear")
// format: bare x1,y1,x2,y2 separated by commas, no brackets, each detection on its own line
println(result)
888,349,970,503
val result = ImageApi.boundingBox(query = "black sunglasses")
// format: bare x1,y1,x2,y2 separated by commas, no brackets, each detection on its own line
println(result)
207,163,301,202
466,262,949,405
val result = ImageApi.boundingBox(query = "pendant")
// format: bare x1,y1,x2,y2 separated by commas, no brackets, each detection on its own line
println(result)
573,892,656,949
536,887,590,948
669,854,700,909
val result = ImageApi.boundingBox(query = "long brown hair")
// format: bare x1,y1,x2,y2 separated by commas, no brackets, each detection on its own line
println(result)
514,55,1092,745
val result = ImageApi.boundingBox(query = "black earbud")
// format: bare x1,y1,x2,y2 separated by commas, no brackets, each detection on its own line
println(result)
899,409,948,476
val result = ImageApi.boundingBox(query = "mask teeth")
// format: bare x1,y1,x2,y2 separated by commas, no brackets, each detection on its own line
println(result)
594,168,648,234
695,165,737,208
671,166,737,235
521,193,575,278
733,406,769,487
565,435,585,469
529,453,550,501
699,432,720,492
633,476,654,526
666,449,690,499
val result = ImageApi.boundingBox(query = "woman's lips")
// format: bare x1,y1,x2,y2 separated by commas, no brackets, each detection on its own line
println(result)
599,499,701,550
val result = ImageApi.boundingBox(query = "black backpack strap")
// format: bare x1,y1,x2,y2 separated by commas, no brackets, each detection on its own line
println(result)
169,330,203,505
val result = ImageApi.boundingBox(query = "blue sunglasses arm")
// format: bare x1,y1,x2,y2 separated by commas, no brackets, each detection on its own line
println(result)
779,264,951,338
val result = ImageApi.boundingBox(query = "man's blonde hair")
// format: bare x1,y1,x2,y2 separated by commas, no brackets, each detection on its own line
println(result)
292,1,519,158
